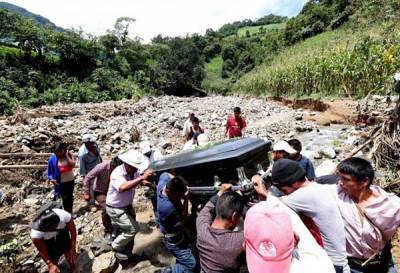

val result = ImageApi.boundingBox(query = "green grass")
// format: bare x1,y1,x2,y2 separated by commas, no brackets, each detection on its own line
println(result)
236,23,285,37
0,45,21,58
201,56,232,94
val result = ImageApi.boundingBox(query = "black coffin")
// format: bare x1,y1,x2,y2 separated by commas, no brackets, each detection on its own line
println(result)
150,137,271,187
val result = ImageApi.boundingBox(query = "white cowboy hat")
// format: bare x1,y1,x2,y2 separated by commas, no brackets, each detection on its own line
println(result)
82,133,96,143
118,149,149,172
273,141,297,154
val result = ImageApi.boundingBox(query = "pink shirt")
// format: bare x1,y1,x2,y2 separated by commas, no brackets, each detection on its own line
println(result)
334,185,400,259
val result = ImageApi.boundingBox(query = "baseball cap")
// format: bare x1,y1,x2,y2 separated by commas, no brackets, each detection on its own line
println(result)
197,134,209,146
82,133,96,143
271,159,306,187
244,200,294,273
273,141,297,154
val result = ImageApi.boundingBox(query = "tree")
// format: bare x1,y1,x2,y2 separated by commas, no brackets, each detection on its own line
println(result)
0,8,20,39
14,19,45,58
113,17,136,43
151,37,204,94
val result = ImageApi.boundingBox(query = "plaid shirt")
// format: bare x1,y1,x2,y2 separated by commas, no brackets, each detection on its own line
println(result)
83,161,111,195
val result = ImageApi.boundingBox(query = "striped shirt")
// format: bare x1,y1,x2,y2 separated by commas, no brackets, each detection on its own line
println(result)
83,161,111,195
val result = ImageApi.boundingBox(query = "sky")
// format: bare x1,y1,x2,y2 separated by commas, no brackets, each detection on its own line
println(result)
4,0,307,42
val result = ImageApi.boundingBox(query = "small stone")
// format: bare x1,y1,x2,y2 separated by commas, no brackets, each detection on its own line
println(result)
24,198,40,206
21,145,31,152
316,160,338,177
88,123,100,130
295,114,303,121
320,147,336,159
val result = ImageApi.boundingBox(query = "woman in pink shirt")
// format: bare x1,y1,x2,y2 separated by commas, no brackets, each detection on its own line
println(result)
47,143,76,213
335,157,400,273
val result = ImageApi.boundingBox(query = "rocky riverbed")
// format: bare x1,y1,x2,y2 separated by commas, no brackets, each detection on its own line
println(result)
0,95,392,273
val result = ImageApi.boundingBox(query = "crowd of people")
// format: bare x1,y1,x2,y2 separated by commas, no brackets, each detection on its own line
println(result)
29,107,400,273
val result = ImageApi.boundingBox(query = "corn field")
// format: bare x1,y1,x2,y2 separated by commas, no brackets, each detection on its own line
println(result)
234,35,400,98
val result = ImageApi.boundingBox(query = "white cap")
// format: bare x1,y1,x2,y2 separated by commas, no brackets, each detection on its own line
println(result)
197,134,209,146
273,141,296,154
140,140,152,154
82,133,96,143
118,149,149,172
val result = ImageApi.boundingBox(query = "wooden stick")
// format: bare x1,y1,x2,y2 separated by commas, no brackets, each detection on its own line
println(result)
0,153,52,158
347,127,381,158
361,251,379,267
0,165,48,170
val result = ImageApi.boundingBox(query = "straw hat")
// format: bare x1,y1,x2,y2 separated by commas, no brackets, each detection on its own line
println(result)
118,149,149,172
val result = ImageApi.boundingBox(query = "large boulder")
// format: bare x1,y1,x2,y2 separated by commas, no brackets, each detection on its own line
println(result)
92,252,119,273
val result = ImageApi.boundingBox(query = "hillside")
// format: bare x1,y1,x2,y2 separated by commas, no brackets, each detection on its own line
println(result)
202,0,400,98
1,0,400,116
0,1,63,30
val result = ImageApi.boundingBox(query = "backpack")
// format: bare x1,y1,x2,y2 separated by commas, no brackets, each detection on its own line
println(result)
31,201,63,231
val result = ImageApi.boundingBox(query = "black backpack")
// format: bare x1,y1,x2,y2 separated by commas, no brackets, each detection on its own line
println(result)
31,201,63,231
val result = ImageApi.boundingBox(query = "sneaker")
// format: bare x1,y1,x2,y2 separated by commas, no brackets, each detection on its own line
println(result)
104,232,113,244
114,251,131,261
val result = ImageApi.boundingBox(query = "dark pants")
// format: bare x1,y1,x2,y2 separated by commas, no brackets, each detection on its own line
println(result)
44,227,71,262
348,243,392,273
334,265,343,273
94,192,112,233
163,234,196,273
59,181,75,213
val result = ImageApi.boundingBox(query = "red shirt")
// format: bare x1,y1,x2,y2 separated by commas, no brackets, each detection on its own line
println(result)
226,116,246,138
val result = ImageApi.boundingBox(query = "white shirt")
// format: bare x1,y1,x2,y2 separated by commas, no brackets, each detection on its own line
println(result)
106,164,139,208
182,119,192,136
30,209,71,240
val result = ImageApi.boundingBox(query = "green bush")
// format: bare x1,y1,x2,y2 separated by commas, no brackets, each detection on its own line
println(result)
0,90,14,115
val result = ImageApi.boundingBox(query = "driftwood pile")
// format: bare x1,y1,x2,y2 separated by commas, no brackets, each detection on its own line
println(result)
357,75,400,194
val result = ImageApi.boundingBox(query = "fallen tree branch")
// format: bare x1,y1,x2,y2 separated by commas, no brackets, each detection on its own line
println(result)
346,126,381,158
0,153,52,158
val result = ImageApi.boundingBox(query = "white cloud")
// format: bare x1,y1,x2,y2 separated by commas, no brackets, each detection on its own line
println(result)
5,0,305,42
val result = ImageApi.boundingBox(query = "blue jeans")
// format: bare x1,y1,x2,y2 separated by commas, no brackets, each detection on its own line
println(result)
163,235,196,273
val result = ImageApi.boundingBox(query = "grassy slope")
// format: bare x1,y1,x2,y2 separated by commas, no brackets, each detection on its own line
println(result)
232,20,397,97
201,56,231,93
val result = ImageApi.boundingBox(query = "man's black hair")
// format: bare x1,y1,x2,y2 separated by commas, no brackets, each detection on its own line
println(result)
233,107,241,113
54,142,67,152
216,191,244,220
337,157,375,185
288,139,302,152
192,117,200,123
166,176,187,196
111,156,122,167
